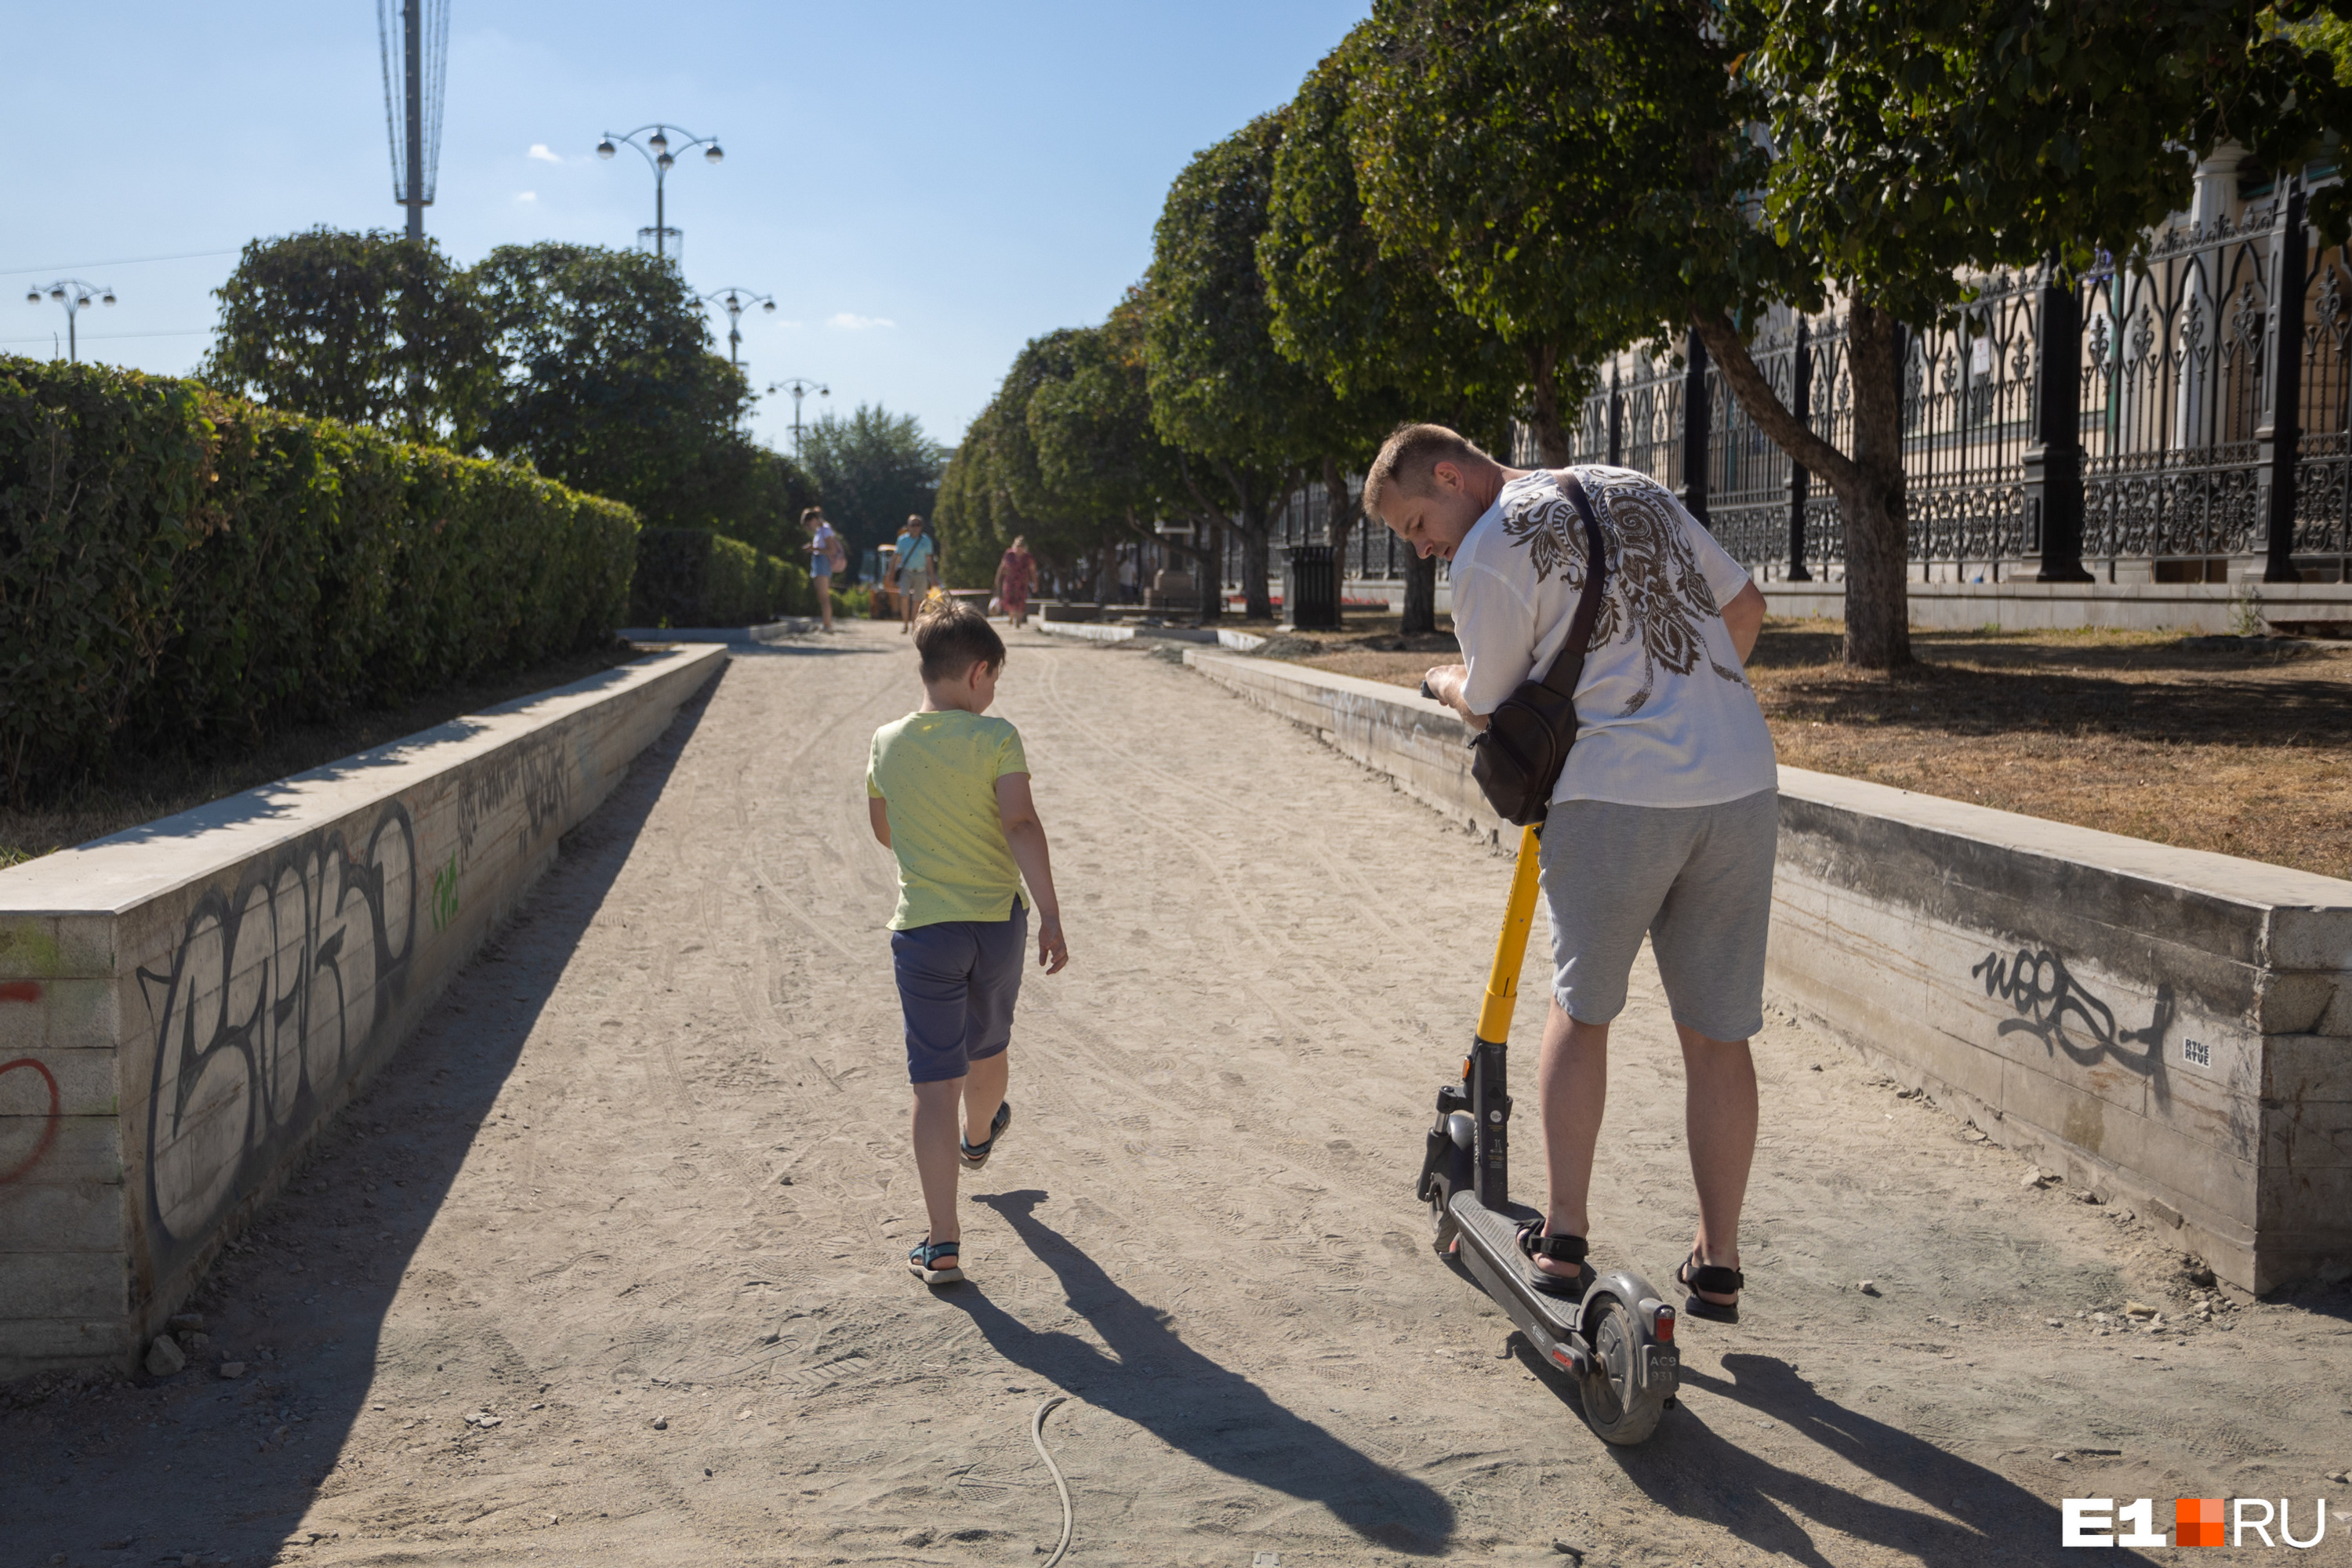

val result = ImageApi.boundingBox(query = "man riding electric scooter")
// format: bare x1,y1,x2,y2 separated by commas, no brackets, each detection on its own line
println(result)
1367,423,1775,1335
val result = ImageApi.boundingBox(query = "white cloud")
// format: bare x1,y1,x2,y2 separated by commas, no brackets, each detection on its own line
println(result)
515,191,538,203
527,143,564,163
827,312,896,331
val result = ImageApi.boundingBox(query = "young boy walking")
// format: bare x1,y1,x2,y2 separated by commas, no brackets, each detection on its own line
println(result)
866,598,1069,1284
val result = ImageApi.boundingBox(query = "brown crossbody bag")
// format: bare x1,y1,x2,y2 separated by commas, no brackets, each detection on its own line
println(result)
1466,471,1610,827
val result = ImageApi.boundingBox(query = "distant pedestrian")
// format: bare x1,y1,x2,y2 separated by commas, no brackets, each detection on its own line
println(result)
897,515,940,634
1117,553,1138,604
995,536,1036,629
867,597,1069,1285
804,506,844,632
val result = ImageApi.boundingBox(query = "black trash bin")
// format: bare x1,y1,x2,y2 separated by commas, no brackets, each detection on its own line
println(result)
1283,544,1341,630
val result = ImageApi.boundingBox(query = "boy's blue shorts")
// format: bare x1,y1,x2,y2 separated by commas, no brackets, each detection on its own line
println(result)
891,904,1027,1083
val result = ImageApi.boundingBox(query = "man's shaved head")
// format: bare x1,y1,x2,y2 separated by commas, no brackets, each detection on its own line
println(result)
1364,423,1493,521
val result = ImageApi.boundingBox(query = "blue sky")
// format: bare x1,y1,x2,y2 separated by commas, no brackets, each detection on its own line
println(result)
2,1,1370,455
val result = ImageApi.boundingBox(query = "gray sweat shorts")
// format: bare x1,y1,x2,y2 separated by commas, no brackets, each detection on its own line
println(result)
1535,787,1777,1042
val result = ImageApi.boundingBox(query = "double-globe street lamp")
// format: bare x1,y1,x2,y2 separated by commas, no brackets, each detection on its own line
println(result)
697,288,775,368
596,123,721,266
767,378,829,461
26,279,115,362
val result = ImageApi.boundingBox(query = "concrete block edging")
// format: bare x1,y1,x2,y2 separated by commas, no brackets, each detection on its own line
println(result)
0,644,728,1377
1179,648,2352,1294
1035,620,1267,652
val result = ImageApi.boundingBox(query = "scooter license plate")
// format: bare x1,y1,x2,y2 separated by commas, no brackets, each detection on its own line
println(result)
1642,1344,1679,1392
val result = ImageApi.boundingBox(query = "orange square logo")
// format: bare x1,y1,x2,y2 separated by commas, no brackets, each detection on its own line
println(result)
2176,1497,2224,1547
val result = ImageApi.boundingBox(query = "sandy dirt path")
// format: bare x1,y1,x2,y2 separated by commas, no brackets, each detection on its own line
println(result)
6,619,2350,1568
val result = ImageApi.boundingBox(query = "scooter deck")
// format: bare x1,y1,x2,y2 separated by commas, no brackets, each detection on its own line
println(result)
1446,1190,1586,1347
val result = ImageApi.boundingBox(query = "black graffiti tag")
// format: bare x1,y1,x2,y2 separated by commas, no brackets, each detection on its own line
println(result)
1971,946,2172,1082
137,803,416,1272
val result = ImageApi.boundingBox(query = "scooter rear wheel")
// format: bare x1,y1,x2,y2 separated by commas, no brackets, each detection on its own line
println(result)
1578,1294,1666,1446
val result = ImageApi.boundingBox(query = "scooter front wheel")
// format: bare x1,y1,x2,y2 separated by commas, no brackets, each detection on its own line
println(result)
1578,1294,1666,1446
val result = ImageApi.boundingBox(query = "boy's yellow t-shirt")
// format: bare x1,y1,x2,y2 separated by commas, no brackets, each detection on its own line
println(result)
866,710,1030,931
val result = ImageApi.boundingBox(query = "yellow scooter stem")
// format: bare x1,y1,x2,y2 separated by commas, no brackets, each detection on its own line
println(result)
1476,825,1545,1046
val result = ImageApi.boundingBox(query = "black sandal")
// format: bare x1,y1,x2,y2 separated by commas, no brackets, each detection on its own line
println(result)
908,1237,964,1284
1676,1249,1744,1323
960,1101,1013,1171
1515,1219,1595,1299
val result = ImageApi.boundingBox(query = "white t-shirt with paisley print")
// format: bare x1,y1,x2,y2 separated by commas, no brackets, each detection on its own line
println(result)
1450,465,1777,809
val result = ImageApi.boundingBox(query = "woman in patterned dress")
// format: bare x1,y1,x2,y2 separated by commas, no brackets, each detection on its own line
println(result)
995,536,1036,629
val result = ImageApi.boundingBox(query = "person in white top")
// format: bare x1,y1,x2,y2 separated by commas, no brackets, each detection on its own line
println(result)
804,506,843,632
1367,423,1773,1327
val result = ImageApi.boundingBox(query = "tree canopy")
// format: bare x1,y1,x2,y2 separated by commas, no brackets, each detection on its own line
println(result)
935,303,1200,597
202,227,492,447
1347,0,2352,666
800,404,948,578
202,233,817,551
1145,115,1362,618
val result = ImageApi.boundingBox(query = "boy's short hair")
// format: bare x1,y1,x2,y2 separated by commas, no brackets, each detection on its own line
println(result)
1363,423,1493,520
914,597,1005,683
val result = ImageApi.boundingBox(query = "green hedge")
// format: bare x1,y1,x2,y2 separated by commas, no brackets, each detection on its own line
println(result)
0,356,637,801
630,528,810,628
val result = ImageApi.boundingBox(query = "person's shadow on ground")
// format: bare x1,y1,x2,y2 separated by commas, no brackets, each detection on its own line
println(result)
947,1189,1456,1556
1552,1351,2158,1568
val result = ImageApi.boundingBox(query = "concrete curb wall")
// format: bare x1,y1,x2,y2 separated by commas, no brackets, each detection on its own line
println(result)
1760,579,2352,635
1181,649,2352,1293
0,645,727,1377
618,619,815,644
1036,622,1266,651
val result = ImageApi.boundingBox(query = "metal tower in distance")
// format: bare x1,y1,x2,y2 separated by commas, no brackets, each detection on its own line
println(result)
377,0,450,241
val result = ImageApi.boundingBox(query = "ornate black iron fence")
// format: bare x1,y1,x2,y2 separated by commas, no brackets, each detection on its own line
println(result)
1218,181,2352,591
1501,183,2350,585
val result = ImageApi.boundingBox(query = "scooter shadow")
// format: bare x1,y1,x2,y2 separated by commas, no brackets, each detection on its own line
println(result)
1558,1352,2161,1568
943,1189,1457,1556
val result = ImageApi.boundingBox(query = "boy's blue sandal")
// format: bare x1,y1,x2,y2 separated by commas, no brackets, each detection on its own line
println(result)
960,1101,1014,1171
908,1238,964,1285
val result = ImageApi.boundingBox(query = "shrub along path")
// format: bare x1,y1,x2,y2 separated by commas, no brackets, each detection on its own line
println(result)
5,621,2347,1566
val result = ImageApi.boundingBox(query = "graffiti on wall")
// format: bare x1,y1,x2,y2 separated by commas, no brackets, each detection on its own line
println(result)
0,978,58,1188
456,732,569,864
136,803,416,1273
430,853,459,934
1971,946,2173,1083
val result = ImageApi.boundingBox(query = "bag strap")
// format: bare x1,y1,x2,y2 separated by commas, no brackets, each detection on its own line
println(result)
1536,470,1610,699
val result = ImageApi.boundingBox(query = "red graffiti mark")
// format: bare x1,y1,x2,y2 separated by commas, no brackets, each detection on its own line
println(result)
0,1057,61,1185
0,980,39,1004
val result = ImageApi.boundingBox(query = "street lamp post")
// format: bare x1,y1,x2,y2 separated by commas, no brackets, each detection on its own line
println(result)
596,123,723,266
697,288,775,368
26,280,116,362
767,378,829,460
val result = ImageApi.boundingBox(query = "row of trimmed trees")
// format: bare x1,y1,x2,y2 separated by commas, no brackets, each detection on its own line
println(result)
205,229,822,562
945,0,2352,666
202,228,950,576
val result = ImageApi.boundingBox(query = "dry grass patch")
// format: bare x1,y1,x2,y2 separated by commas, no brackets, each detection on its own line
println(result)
1261,616,2352,880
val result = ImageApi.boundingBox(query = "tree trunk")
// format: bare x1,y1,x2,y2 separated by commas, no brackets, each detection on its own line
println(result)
1199,521,1222,624
1693,307,1911,670
1240,521,1273,622
1402,550,1437,636
1840,303,1911,669
1525,343,1570,466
